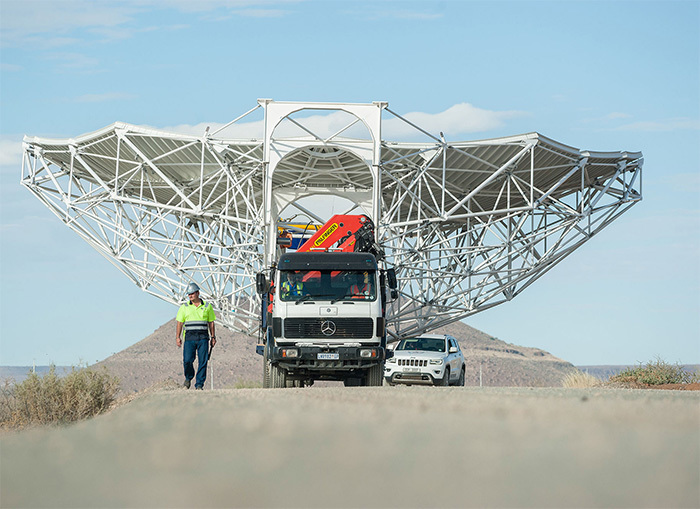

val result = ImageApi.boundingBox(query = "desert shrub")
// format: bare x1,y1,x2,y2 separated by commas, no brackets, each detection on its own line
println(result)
562,370,603,388
610,358,700,386
0,365,120,429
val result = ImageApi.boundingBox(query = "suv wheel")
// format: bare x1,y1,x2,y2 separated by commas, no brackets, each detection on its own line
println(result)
458,366,465,386
439,367,450,386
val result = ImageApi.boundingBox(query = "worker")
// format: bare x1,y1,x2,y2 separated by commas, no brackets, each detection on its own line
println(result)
175,282,216,390
350,271,371,298
281,271,304,299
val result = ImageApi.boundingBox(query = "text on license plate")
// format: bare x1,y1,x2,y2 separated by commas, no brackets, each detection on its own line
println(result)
403,367,420,373
317,353,339,360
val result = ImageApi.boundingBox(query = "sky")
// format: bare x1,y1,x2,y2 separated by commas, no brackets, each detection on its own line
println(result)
0,0,698,368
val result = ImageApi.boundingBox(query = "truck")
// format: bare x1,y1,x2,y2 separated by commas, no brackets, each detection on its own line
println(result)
255,214,397,387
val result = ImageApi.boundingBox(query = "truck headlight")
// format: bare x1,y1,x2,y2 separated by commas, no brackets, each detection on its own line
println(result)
281,348,299,358
360,349,377,358
429,359,443,365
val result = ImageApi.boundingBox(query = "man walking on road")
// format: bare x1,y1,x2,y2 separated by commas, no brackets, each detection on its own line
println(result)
176,283,216,390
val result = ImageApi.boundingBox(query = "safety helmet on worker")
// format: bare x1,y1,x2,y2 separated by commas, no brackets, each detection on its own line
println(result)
185,282,200,295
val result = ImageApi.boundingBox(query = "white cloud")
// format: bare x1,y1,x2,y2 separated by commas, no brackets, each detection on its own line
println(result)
0,137,24,167
45,52,101,71
615,118,700,132
139,1,273,13
663,172,700,194
605,112,632,120
0,0,290,47
0,1,139,47
350,5,444,21
75,92,137,103
0,62,23,72
384,103,528,140
155,102,527,141
237,9,288,17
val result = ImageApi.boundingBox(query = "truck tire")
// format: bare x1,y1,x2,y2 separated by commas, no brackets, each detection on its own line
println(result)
271,364,287,388
365,363,384,386
262,342,271,388
439,367,450,386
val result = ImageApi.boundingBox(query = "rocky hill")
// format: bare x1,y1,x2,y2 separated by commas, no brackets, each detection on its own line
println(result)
95,319,575,393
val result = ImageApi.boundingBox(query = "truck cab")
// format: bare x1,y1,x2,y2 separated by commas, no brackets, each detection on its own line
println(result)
262,251,387,387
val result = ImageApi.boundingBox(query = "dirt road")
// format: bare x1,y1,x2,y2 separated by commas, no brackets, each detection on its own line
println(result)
1,386,698,508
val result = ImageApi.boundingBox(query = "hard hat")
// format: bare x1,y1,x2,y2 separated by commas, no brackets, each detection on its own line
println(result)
185,282,200,295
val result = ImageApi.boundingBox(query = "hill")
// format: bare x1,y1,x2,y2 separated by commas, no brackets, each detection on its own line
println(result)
95,319,575,393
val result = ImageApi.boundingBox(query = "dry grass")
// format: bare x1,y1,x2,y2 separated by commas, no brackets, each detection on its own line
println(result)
561,370,604,388
0,365,120,430
610,358,700,386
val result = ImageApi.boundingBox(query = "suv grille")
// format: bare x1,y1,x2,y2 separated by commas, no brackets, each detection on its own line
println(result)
398,359,427,367
284,318,374,339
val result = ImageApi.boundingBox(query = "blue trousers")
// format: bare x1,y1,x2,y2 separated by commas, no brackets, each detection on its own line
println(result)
183,336,209,388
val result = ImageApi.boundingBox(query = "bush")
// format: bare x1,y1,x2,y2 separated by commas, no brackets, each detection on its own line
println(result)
562,370,603,388
0,365,120,429
610,358,700,386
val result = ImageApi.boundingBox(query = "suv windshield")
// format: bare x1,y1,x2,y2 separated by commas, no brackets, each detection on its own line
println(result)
279,269,376,302
396,337,446,352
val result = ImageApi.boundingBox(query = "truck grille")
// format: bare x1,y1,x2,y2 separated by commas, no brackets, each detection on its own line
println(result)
398,359,427,367
284,318,374,339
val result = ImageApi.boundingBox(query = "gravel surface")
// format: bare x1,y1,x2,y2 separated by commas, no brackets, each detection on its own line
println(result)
1,386,698,508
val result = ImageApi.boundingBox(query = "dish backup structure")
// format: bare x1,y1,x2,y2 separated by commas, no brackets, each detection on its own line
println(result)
21,100,643,341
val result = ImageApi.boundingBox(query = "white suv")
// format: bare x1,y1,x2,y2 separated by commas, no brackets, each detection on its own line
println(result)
385,334,466,386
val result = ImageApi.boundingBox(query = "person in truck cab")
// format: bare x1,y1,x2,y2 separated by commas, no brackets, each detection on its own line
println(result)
349,271,372,298
281,271,305,299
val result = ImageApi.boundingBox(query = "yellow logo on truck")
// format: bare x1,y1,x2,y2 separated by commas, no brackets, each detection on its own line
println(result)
314,223,338,247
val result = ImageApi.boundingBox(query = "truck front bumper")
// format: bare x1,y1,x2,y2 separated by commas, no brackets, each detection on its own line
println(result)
270,344,385,372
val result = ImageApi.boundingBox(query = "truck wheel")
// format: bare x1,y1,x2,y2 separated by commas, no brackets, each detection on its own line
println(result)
365,363,384,386
439,367,450,386
262,343,271,388
458,366,465,386
271,364,287,388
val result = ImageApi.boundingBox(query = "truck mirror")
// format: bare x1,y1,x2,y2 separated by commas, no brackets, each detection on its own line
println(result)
386,268,398,290
255,272,268,294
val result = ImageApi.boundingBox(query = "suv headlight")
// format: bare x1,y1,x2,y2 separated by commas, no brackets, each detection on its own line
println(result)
429,359,443,365
386,357,396,364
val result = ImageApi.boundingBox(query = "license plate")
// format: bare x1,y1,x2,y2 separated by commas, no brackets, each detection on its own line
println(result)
317,353,339,360
403,367,420,373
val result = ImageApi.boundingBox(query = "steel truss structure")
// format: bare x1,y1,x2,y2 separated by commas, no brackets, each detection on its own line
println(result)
21,100,643,339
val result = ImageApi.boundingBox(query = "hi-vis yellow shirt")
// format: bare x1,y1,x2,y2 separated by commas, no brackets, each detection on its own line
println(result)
176,300,215,336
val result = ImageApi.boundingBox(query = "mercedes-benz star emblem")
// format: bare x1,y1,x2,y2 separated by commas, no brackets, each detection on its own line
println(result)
320,320,336,336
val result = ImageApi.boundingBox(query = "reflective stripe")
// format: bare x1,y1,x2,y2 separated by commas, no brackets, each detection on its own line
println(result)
185,320,208,331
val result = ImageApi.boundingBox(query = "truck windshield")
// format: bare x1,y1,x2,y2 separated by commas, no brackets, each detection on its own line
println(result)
279,269,376,302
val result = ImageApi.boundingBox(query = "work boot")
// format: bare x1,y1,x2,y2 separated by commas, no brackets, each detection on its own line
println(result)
183,379,191,389
195,386,203,390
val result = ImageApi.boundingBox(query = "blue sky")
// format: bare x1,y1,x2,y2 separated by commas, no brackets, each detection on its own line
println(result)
1,0,698,367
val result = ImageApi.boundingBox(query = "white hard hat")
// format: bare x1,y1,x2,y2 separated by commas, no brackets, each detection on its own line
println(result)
185,282,200,295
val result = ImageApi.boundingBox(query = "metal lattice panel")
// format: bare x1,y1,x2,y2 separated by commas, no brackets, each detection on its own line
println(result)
21,100,642,339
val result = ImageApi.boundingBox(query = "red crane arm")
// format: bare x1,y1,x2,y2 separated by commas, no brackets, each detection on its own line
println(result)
296,214,371,252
